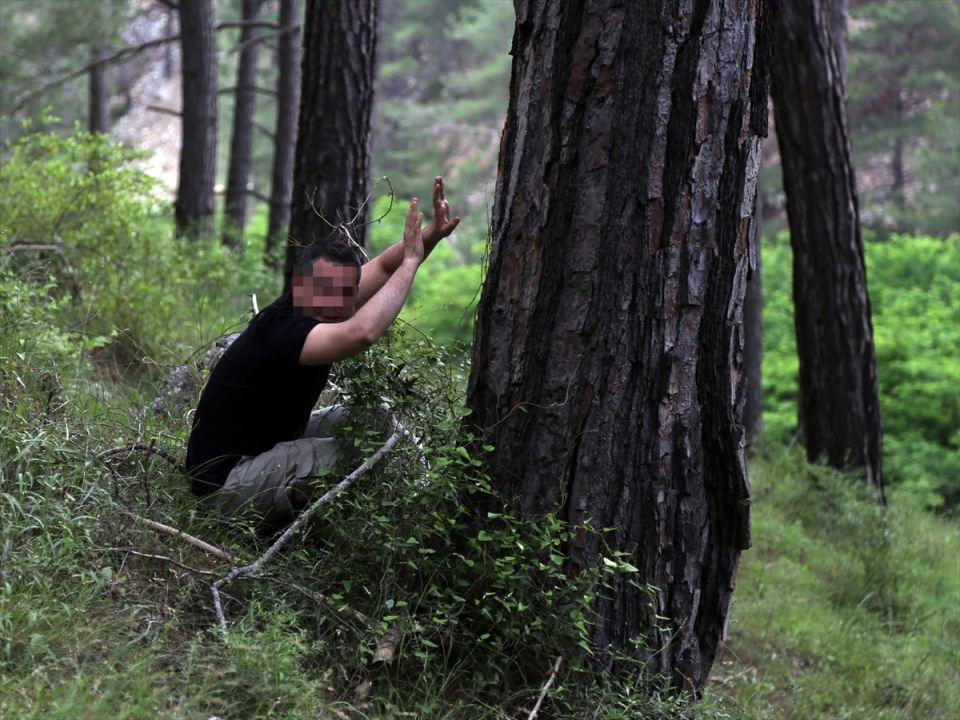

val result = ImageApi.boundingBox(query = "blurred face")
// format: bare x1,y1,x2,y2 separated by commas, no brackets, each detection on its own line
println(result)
292,258,359,321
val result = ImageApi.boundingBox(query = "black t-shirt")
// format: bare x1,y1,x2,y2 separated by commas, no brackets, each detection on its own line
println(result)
185,296,330,496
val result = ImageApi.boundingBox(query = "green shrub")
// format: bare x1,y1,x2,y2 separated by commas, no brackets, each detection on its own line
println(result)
0,122,280,374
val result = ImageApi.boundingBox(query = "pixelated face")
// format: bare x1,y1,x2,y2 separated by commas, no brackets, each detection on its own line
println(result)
292,258,359,321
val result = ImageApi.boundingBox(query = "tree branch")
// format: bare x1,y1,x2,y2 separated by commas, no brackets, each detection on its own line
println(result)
527,656,563,720
218,85,278,98
146,104,181,118
12,21,299,114
127,513,233,563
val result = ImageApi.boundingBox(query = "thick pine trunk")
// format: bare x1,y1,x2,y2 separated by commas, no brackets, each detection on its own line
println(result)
266,0,302,263
222,0,263,250
176,0,218,238
285,0,377,289
88,46,109,134
771,0,884,497
467,0,774,691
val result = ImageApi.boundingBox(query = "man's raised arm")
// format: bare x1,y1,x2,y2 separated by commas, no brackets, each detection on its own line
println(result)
299,200,426,366
356,176,460,308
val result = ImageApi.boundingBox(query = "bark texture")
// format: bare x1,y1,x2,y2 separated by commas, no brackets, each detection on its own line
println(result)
266,0,302,263
176,0,218,238
285,0,377,289
771,0,884,497
222,0,263,249
467,0,775,691
88,46,109,134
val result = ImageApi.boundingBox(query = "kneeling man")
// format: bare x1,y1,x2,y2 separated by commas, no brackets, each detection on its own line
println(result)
185,178,459,528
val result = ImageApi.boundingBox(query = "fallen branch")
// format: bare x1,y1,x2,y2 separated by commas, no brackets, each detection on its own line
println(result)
211,425,406,636
527,656,563,720
128,513,233,563
98,442,181,468
218,84,279,98
108,547,218,576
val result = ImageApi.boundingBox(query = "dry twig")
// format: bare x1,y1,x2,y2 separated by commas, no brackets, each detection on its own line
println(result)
527,656,563,720
98,442,181,468
126,512,233,563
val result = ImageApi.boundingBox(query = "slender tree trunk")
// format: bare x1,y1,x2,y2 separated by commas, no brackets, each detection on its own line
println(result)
285,0,377,290
891,89,906,216
222,0,263,250
164,7,176,79
266,0,302,264
88,46,109,134
743,185,763,445
176,0,218,238
771,0,884,498
467,0,775,692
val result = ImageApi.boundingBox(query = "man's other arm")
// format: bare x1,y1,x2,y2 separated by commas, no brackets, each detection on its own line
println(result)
356,176,460,308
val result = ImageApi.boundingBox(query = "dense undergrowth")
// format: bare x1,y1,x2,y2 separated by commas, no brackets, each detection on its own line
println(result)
1,129,958,718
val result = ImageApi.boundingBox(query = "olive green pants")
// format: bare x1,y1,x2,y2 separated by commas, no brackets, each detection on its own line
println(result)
216,405,355,529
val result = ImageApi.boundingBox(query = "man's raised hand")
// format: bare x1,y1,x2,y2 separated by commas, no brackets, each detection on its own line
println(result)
403,198,425,264
426,176,461,242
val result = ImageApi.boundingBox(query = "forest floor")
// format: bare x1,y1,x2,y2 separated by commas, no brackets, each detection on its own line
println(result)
1,336,957,719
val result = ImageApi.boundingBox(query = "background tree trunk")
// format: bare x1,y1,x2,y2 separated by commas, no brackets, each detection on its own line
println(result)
222,0,263,250
176,0,218,238
771,0,884,498
743,185,764,445
285,0,377,290
266,0,302,265
467,0,774,692
88,46,109,134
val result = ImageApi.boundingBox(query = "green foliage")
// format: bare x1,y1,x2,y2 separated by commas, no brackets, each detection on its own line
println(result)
760,231,960,508
0,124,280,371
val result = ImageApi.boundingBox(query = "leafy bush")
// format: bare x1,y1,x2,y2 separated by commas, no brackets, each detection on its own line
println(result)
0,122,279,373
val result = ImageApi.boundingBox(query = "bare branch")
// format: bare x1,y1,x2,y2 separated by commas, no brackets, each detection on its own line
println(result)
226,23,300,57
146,104,181,118
108,547,218,576
98,442,181,468
218,84,279,98
127,513,233,563
217,20,281,31
211,423,407,636
253,120,275,141
527,656,563,720
12,21,298,114
244,188,273,204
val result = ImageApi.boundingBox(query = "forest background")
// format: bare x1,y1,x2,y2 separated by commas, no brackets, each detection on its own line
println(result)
0,0,957,718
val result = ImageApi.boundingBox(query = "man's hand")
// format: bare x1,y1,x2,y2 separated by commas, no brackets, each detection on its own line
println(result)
423,176,461,244
403,198,425,264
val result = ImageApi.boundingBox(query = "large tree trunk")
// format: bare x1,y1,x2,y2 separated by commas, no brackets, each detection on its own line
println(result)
771,0,884,498
285,0,377,290
222,0,263,250
176,0,218,238
467,0,775,692
88,46,109,134
266,0,302,264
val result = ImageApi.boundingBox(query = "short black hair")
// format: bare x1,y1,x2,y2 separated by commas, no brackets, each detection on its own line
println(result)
296,236,365,278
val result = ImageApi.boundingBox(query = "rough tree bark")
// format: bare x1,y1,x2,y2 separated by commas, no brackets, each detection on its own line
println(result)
265,0,302,264
88,46,109,134
285,0,377,290
467,0,775,692
222,0,263,250
176,0,218,238
771,0,884,497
